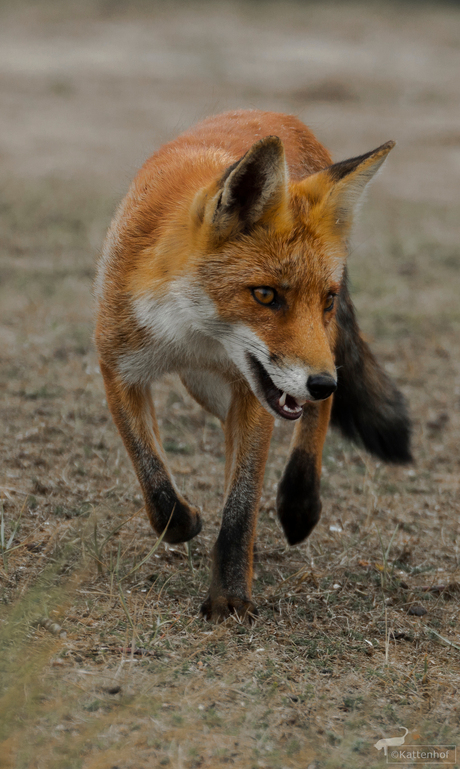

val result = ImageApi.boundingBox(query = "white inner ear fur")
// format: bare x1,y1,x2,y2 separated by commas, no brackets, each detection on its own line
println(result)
220,158,287,222
217,137,288,228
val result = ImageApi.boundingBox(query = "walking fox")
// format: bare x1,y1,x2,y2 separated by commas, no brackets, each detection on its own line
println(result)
95,109,411,621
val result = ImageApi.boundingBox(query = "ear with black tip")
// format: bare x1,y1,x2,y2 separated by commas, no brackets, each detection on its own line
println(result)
328,140,395,221
327,141,395,185
301,141,395,232
212,136,288,237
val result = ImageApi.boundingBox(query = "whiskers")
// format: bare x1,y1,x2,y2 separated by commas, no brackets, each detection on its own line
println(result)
223,328,268,363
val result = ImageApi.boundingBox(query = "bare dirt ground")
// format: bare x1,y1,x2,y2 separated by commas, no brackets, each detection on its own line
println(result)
1,2,459,767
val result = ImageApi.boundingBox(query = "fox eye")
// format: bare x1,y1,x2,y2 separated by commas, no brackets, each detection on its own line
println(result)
325,293,336,312
252,287,277,306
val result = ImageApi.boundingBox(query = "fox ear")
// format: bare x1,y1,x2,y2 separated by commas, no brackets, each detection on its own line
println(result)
302,141,395,232
211,136,288,238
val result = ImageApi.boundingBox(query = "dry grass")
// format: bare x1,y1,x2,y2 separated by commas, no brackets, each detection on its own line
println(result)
1,2,460,767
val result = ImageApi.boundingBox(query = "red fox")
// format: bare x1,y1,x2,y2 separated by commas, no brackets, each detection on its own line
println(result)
95,109,411,621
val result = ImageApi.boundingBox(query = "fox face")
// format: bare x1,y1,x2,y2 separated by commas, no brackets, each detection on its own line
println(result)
185,136,394,421
194,227,339,420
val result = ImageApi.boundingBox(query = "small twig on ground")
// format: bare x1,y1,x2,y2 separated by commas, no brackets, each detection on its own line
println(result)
427,628,460,653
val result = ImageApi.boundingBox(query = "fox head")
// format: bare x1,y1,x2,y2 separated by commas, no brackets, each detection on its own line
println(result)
185,135,394,420
185,136,394,420
131,136,388,419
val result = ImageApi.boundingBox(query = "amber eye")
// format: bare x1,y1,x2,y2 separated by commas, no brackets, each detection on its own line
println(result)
252,287,277,306
325,293,336,312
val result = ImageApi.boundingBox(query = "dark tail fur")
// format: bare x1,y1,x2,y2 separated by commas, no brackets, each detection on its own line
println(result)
331,271,412,464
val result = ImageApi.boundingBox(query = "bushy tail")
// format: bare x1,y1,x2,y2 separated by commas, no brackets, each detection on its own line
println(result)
331,272,412,464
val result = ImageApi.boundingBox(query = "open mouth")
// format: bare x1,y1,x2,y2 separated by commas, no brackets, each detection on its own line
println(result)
247,354,306,420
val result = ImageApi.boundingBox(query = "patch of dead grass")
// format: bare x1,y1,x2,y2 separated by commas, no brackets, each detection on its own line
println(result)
1,173,459,766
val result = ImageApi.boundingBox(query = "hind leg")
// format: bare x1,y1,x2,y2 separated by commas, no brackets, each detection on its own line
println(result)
276,398,332,545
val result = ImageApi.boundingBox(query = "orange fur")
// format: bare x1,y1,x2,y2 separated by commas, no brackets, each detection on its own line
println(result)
95,109,395,621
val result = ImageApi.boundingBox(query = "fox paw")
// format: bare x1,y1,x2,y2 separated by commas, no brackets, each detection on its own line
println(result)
276,494,321,546
200,594,258,623
276,449,321,545
159,497,202,544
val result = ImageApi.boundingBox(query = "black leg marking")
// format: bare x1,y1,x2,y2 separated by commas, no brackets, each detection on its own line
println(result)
276,448,321,546
133,439,202,544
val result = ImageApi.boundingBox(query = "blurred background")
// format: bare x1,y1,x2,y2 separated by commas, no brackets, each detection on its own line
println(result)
1,0,459,347
1,2,459,767
1,1,459,195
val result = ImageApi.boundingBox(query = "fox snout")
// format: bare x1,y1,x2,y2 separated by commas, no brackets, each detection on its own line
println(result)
246,351,337,420
307,373,337,401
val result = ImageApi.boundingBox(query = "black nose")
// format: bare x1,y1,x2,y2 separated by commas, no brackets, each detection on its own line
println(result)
307,374,337,401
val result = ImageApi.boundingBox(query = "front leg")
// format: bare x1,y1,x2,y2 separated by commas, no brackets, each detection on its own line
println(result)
276,398,332,545
201,385,274,622
100,362,202,544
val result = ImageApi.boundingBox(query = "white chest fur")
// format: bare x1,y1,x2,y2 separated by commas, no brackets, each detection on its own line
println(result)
117,278,231,385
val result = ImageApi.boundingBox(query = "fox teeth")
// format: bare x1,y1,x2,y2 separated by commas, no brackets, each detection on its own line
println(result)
279,392,306,410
